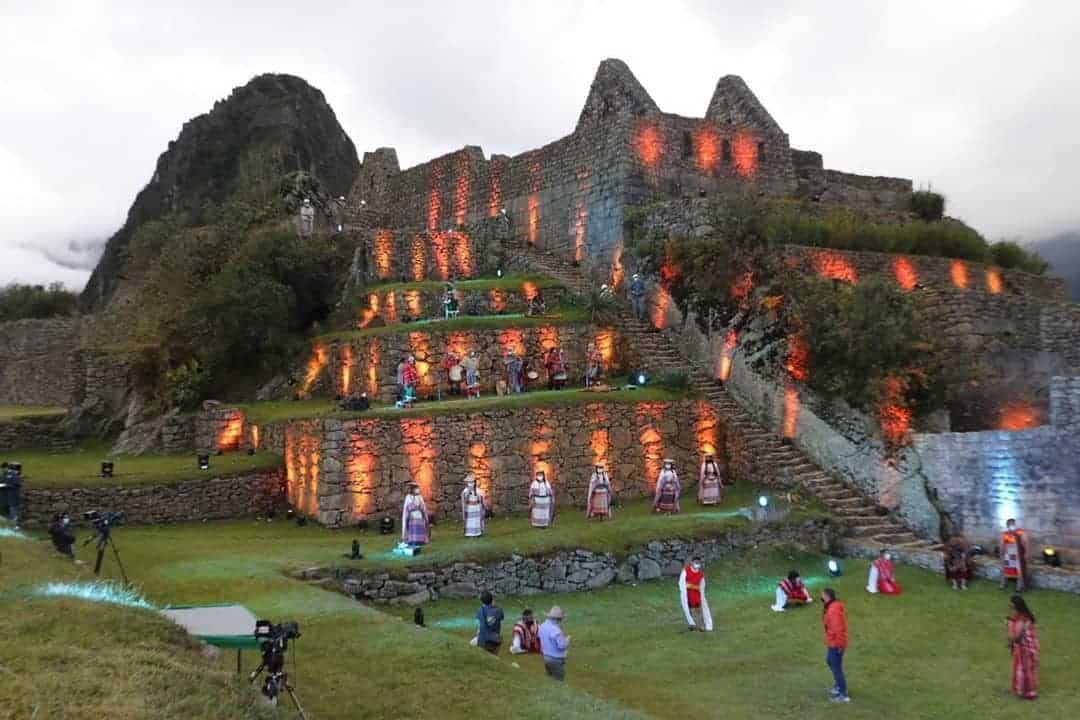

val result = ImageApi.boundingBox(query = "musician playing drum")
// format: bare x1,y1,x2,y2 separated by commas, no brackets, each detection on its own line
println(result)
441,347,463,395
544,347,569,390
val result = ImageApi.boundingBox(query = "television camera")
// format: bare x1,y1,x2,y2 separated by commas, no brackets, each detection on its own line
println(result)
81,509,129,583
249,620,307,719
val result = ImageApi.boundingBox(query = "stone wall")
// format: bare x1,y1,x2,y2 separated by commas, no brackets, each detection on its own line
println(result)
352,284,571,328
791,150,912,209
0,317,81,406
307,519,835,604
302,323,621,402
18,469,286,527
0,417,72,452
283,398,726,526
194,405,245,453
362,226,504,284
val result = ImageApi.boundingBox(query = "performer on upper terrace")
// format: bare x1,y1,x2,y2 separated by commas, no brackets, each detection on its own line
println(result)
944,535,976,590
544,347,569,390
866,549,901,595
1000,519,1030,592
441,347,463,395
461,349,481,398
653,459,681,514
529,470,555,528
504,349,524,394
584,342,603,387
460,473,487,538
443,283,460,319
585,463,615,519
526,290,547,317
629,273,646,322
698,453,723,506
399,355,421,406
401,483,430,546
771,570,813,612
678,557,713,632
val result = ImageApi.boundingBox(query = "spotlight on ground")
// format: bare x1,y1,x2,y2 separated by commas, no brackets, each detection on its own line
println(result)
380,516,395,535
1043,547,1061,567
197,454,210,471
635,371,648,386
100,461,114,479
757,495,769,509
827,559,841,577
496,268,503,278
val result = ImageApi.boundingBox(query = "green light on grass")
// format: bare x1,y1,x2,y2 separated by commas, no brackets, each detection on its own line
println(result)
33,581,154,609
431,616,477,630
0,527,27,539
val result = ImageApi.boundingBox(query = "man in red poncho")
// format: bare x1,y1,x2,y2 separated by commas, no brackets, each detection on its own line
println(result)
866,549,901,595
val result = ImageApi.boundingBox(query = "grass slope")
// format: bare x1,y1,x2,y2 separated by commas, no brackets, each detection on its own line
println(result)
0,405,67,423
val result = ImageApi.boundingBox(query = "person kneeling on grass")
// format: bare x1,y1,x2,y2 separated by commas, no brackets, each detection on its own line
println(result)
866,549,901,595
510,609,542,655
474,590,504,655
679,557,713,632
771,570,813,612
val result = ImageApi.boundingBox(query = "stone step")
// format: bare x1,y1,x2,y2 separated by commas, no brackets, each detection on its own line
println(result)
849,523,900,538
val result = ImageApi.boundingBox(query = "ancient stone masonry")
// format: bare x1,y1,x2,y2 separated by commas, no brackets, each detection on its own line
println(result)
18,469,286,527
351,285,571,329
304,519,836,605
0,317,81,406
790,149,912,208
0,418,72,453
282,399,725,527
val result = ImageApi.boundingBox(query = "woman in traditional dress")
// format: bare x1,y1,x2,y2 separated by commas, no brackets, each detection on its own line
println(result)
698,453,723,506
401,484,430,545
944,535,975,590
400,355,421,404
585,463,614,519
529,470,554,528
584,343,602,387
653,459,681,514
1007,594,1039,700
461,350,481,398
460,473,487,538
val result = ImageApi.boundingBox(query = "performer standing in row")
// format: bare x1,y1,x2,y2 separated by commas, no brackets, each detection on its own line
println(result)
401,355,421,404
441,346,462,395
584,342,603,387
401,483,430,546
544,346,568,390
529,470,555,528
866,549,901,595
653,459,681,514
698,453,723,506
585,463,614,519
678,557,713,632
1000,518,1029,593
944,535,975,590
460,473,487,538
462,349,481,398
443,283,460,319
504,349,524,394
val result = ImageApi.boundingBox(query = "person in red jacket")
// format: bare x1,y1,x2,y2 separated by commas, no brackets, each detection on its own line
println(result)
866,549,901,595
822,588,850,703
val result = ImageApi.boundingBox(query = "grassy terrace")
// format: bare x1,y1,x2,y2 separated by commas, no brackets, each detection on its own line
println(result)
362,272,566,294
5,441,282,490
317,306,591,342
241,381,689,425
0,405,67,423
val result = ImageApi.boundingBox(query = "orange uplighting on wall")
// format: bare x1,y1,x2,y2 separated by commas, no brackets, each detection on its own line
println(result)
249,424,260,451
893,257,918,292
651,287,671,330
366,340,379,397
998,401,1041,430
986,268,1003,294
401,418,437,500
431,232,451,281
468,441,492,498
374,230,393,280
302,343,328,396
527,195,539,245
715,329,738,382
731,129,759,179
358,293,378,329
427,161,444,232
488,163,503,218
408,331,433,390
490,288,506,313
879,376,911,446
636,402,665,489
341,345,353,396
452,231,473,277
537,325,560,351
527,153,541,245
694,401,718,457
814,251,858,284
730,270,753,308
346,432,376,519
588,404,609,468
595,328,615,365
634,122,663,169
499,328,525,356
410,235,427,281
216,411,244,452
530,409,556,480
785,335,809,383
610,239,625,289
286,428,321,517
694,125,720,173
521,281,538,301
384,292,399,324
782,385,799,439
404,290,423,319
950,260,968,289
573,168,590,264
453,151,470,226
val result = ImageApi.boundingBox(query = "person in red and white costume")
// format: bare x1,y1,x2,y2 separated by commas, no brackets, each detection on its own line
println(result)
771,569,814,612
866,549,902,594
678,557,713,632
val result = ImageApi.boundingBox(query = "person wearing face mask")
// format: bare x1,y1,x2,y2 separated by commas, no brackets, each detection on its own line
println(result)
401,483,430,546
460,473,487,538
1000,518,1029,593
866,548,901,595
678,557,713,632
771,569,813,612
529,470,555,528
585,463,614,519
653,459,681,514
48,512,76,558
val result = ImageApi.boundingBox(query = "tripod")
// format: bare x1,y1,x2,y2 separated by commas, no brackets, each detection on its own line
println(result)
249,659,308,719
83,528,130,586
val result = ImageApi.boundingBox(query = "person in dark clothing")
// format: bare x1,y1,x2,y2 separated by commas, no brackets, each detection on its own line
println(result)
629,274,646,322
475,590,505,655
1,461,21,528
48,512,76,558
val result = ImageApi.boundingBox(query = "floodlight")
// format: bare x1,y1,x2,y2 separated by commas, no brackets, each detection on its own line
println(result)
197,454,210,471
1043,547,1061,567
827,559,841,577
757,495,769,509
100,461,114,478
380,516,395,535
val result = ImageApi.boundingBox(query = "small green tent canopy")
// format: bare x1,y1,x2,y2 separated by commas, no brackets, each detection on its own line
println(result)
162,603,260,671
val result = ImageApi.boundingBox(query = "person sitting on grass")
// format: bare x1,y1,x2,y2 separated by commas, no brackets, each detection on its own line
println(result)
866,549,901,595
510,609,542,655
771,570,813,612
48,512,76,558
475,591,504,655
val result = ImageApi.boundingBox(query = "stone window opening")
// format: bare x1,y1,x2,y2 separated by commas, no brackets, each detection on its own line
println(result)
721,139,732,163
682,131,693,160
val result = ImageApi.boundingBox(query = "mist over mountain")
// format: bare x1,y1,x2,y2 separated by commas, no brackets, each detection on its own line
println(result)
1029,231,1080,300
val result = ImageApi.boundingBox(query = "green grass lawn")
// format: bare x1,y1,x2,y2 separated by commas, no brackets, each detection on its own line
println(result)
7,441,283,489
241,382,690,425
317,306,592,342
0,405,67,423
361,273,566,294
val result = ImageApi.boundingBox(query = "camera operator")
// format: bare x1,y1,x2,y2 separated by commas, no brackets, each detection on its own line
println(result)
49,512,76,558
1,461,21,528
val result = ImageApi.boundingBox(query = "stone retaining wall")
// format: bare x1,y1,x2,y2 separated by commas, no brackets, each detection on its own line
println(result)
307,519,835,605
352,284,571,328
0,317,81,406
18,469,286,527
0,418,72,452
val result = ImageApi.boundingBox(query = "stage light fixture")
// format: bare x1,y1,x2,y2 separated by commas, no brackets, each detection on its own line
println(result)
635,371,648,386
827,559,841,577
757,495,769,509
380,516,395,535
246,448,256,456
100,461,114,478
496,268,503,278
197,454,210,471
1043,547,1061,567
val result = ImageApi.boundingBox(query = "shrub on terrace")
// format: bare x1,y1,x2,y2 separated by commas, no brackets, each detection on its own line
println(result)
0,282,78,321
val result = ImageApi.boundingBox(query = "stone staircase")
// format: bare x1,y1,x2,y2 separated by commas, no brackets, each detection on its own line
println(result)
522,245,939,554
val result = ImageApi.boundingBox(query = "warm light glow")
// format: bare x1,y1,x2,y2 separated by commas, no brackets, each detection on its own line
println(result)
998,401,1041,430
715,329,738,382
366,340,379,396
695,125,720,173
893,257,918,292
573,168,590,263
490,288,506,312
286,428,321,517
785,335,809,383
522,281,538,301
610,239,625,289
384,291,399,324
404,290,423,319
453,151,470,226
409,331,433,391
358,293,378,329
401,418,437,501
452,231,473,277
215,411,244,452
499,328,525,356
986,268,1003,294
250,424,260,451
431,231,451,281
527,195,539,245
731,129,759,179
427,161,443,232
537,325,560,351
730,271,753,308
783,385,799,439
488,163,503,218
527,153,541,245
374,230,393,280
636,402,665,490
815,251,858,284
411,235,427,281
447,331,470,358
595,328,615,365
588,404,609,468
634,123,663,169
341,344,353,396
302,343,328,396
468,441,492,498
530,409,555,480
950,260,968,289
651,287,671,330
346,431,376,519
880,376,911,446
694,401,718,456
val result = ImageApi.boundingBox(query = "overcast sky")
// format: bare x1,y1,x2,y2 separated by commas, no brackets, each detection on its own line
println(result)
3,0,1079,289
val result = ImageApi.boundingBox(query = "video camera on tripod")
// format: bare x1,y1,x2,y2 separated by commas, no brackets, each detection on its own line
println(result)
250,619,307,719
81,509,129,583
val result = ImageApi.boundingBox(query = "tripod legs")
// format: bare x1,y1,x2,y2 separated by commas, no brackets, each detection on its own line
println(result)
283,683,309,720
91,536,130,586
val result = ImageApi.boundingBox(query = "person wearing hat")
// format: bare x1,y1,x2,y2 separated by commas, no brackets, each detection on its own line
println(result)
585,463,615,519
401,483,430,546
584,342,603,388
698,453,723,506
653,459,681,514
629,272,646,322
538,606,571,680
460,473,487,538
529,470,555,528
